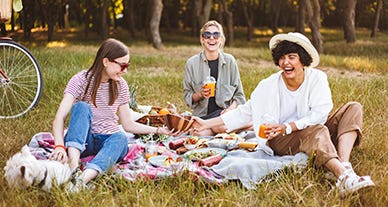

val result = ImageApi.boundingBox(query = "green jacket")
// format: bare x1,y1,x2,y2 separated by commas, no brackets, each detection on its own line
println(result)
183,51,246,117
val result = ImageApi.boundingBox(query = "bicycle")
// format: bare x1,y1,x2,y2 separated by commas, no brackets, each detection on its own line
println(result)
1,0,43,118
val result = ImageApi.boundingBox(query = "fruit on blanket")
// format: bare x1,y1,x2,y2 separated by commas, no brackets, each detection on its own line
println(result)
163,156,183,166
185,136,199,144
149,109,158,115
158,108,171,115
164,156,175,166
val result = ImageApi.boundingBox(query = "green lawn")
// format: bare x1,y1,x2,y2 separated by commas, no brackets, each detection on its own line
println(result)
0,28,387,206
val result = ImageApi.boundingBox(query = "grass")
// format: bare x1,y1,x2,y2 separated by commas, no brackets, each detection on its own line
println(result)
0,27,387,206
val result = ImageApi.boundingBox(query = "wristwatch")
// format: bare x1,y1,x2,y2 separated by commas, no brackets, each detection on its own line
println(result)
284,123,292,135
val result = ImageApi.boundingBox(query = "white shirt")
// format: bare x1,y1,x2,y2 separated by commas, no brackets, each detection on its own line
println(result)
221,68,333,150
279,77,300,125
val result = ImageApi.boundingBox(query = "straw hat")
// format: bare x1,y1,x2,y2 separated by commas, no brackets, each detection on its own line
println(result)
269,32,320,68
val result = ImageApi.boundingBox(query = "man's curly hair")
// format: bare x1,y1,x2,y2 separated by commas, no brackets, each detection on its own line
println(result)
271,40,313,67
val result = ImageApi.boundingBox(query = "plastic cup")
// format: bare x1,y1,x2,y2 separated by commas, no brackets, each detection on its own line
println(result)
145,141,157,162
203,76,216,98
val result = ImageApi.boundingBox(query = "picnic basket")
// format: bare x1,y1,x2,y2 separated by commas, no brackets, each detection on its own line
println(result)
135,106,166,126
163,114,193,132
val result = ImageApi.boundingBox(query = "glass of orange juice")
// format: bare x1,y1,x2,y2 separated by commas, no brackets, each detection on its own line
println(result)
203,76,216,98
145,141,157,162
258,124,267,138
258,114,276,139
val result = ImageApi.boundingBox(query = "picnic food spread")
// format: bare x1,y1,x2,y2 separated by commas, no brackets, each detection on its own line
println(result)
144,132,259,168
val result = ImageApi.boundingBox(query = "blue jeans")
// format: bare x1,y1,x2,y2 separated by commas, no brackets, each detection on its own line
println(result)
64,102,129,173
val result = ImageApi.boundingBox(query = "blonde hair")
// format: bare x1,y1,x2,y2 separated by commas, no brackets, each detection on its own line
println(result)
200,20,225,50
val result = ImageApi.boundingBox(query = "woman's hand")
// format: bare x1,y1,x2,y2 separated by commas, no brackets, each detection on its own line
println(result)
201,86,212,98
264,123,286,140
49,147,68,164
157,126,185,137
191,116,208,132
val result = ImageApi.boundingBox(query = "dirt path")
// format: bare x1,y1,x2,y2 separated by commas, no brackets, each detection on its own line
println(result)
319,66,380,79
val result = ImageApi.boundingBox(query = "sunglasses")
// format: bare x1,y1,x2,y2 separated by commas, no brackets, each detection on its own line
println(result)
202,31,221,39
110,59,130,71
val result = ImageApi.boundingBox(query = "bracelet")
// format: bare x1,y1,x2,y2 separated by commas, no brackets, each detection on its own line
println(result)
54,145,66,151
155,127,160,134
284,123,292,135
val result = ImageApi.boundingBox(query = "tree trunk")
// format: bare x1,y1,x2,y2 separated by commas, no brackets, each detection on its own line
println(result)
22,0,34,39
306,0,323,54
47,11,54,41
341,0,357,43
193,0,213,36
270,0,281,34
0,23,6,36
149,0,163,49
100,0,109,40
84,0,90,38
370,0,382,38
296,0,306,34
240,0,254,41
124,0,136,38
220,0,233,46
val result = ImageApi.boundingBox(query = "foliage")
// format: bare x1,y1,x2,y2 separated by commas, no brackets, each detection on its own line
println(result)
0,28,387,206
2,0,388,41
128,83,138,110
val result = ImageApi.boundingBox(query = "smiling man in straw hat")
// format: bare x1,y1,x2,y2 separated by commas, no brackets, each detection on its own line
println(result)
193,32,374,195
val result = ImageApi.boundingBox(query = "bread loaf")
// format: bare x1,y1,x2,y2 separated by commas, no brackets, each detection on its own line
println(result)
238,142,258,149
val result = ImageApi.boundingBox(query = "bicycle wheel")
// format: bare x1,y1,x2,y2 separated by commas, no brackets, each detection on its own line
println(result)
0,40,43,118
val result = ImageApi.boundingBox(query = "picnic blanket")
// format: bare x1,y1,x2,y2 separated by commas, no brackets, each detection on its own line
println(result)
27,130,308,189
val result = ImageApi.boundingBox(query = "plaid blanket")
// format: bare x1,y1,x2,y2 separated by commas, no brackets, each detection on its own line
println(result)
27,131,308,189
27,132,224,185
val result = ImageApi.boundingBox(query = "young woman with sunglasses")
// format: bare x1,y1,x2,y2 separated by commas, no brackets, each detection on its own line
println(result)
49,38,174,192
183,20,251,136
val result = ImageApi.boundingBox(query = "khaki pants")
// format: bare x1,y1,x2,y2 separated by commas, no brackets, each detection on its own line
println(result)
268,102,363,166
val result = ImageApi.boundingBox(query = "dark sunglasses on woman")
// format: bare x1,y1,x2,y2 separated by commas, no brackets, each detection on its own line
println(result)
202,31,221,39
110,59,130,71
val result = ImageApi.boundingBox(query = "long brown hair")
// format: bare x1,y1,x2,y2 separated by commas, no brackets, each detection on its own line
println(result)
83,38,129,106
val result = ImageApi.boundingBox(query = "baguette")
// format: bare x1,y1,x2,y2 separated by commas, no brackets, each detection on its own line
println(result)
238,142,258,149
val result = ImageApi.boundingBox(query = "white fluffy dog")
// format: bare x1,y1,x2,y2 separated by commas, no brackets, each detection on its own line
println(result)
4,145,72,191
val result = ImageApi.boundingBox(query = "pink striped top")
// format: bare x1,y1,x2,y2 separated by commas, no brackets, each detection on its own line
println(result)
64,70,130,134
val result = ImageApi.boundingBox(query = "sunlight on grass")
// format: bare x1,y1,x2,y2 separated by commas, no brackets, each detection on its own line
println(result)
343,57,378,73
46,41,68,48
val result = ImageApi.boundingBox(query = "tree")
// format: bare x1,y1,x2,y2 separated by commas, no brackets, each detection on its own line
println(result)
38,0,62,41
305,0,323,53
296,0,306,34
270,0,281,33
149,0,163,49
123,0,136,38
339,0,357,43
21,0,35,39
370,0,383,38
219,0,234,46
100,0,109,40
240,0,256,41
192,0,213,36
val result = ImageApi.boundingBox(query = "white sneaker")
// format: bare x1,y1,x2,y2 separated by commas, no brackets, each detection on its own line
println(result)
336,169,375,195
325,162,354,181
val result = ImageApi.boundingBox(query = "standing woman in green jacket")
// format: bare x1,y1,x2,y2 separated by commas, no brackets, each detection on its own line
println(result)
183,20,250,136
